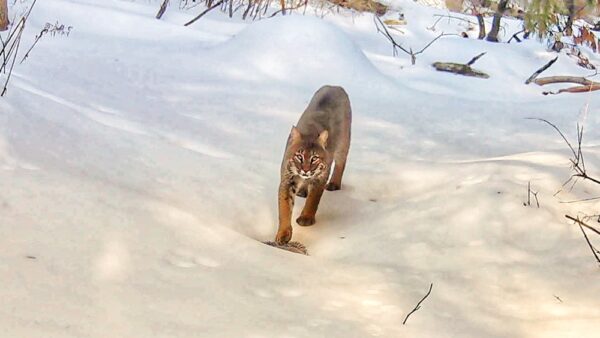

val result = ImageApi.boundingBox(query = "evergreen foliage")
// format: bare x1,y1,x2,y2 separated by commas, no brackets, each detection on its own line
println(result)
525,0,566,38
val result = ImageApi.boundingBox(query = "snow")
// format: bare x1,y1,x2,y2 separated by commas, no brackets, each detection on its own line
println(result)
1,0,600,337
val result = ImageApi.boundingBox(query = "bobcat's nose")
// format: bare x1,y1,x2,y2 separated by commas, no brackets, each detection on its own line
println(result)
299,170,311,178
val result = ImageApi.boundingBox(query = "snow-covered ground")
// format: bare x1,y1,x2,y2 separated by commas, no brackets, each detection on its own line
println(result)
1,0,600,337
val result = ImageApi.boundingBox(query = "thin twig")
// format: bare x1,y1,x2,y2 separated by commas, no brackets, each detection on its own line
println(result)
20,27,47,64
156,0,170,19
560,196,600,203
402,283,433,325
184,0,224,26
374,16,456,65
525,57,558,84
1,25,23,96
428,14,476,31
524,181,541,208
432,14,476,25
577,220,600,264
566,215,600,236
565,215,600,265
466,52,486,66
269,1,307,17
508,28,526,43
526,118,577,159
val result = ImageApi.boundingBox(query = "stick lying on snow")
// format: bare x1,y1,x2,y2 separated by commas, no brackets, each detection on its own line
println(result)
432,52,489,78
156,0,169,19
526,57,600,94
403,283,433,325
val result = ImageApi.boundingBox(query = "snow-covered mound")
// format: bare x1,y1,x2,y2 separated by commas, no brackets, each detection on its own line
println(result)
206,15,399,92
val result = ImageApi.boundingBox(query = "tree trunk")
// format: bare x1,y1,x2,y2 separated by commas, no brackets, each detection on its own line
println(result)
486,0,508,42
280,0,286,15
565,0,575,36
0,0,9,31
476,13,486,39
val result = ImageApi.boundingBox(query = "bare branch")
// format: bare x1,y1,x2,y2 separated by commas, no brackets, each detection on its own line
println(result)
524,181,540,207
269,0,307,18
184,0,224,26
566,215,600,264
525,57,558,84
508,28,527,43
156,0,170,19
542,84,600,95
375,16,457,65
566,215,600,236
402,283,433,325
560,196,600,204
525,118,577,159
466,52,486,66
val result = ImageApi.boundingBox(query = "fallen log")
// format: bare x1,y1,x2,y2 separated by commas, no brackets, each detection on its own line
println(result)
432,62,489,78
432,52,489,78
533,75,594,86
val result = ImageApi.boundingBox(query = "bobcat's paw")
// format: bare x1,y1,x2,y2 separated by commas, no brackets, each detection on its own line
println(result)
275,227,292,244
326,182,341,191
296,188,308,198
296,215,316,226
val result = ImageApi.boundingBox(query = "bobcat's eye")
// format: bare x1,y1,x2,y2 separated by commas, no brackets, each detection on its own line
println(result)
310,156,319,163
295,154,303,162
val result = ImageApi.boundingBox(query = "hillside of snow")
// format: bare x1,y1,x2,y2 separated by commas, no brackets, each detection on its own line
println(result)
1,0,599,337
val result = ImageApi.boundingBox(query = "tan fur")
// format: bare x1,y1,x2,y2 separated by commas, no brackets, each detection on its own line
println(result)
275,85,352,244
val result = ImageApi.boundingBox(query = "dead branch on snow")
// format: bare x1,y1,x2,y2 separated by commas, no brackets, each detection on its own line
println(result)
156,0,170,19
402,283,433,325
432,52,489,78
526,57,600,94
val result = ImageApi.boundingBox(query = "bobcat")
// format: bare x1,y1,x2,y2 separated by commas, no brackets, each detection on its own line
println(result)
275,85,352,244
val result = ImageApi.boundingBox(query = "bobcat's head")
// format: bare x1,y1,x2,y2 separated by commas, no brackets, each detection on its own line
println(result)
286,126,329,180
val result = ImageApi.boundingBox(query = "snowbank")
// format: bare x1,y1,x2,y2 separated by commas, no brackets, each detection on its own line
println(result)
1,0,599,337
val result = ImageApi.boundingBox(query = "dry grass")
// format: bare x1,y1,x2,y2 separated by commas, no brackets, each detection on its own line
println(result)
328,0,388,16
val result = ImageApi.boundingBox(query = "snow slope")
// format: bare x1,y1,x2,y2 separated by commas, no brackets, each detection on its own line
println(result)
1,0,599,337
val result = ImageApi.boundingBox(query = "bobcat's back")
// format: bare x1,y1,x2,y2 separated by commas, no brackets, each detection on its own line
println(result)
296,85,352,155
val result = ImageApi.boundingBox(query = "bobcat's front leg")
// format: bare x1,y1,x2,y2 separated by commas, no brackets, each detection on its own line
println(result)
296,182,325,226
276,182,295,244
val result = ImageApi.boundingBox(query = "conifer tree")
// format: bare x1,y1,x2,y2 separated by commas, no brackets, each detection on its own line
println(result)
525,0,566,38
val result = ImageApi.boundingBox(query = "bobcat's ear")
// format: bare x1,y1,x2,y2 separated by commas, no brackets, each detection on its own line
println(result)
289,126,301,144
317,130,328,148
